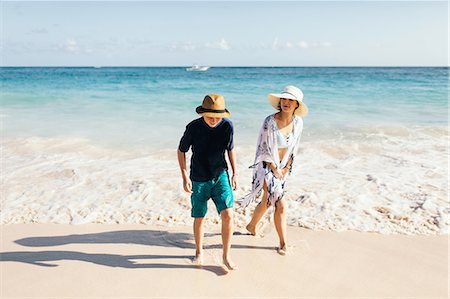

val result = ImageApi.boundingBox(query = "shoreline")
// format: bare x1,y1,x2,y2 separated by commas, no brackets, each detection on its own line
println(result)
3,132,448,235
1,224,448,298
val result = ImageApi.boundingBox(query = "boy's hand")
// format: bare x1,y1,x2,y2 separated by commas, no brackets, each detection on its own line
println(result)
183,178,192,193
231,174,238,190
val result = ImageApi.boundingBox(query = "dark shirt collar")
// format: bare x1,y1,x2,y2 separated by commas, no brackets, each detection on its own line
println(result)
200,117,224,129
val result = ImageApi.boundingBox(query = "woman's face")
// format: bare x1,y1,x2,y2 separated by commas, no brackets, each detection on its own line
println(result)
280,98,299,114
203,116,222,127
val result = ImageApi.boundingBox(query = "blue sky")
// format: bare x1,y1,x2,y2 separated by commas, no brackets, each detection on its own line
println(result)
1,1,448,66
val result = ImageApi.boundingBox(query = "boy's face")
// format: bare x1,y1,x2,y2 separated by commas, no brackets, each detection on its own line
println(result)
203,116,223,127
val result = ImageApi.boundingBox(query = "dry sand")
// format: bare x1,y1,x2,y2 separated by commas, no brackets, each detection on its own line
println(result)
0,224,448,298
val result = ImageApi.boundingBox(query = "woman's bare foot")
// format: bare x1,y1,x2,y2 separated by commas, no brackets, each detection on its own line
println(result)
193,253,203,266
222,257,238,270
246,224,256,236
277,244,287,256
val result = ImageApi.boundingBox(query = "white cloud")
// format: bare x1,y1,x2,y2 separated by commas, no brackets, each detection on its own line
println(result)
205,38,230,50
56,38,92,54
30,28,48,34
65,39,79,53
297,41,309,49
270,38,332,50
3,41,34,54
272,38,299,50
271,38,279,50
170,38,231,52
170,41,197,52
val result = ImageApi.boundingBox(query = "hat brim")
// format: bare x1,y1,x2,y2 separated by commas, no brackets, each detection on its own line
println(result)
196,106,231,118
268,94,308,117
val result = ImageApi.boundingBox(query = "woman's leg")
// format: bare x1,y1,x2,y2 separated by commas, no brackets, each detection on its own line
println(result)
274,198,287,254
246,182,270,235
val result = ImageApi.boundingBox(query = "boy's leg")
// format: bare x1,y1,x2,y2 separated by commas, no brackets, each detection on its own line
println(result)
220,208,236,270
246,181,270,235
193,217,204,264
211,171,237,270
191,180,210,265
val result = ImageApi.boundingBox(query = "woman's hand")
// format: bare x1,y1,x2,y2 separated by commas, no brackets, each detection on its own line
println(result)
281,167,290,178
268,162,289,180
272,168,284,180
271,166,290,180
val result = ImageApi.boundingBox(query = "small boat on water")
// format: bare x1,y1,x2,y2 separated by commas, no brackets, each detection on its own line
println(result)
186,64,210,71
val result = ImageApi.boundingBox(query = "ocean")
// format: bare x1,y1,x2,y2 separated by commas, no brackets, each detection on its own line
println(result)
1,67,448,234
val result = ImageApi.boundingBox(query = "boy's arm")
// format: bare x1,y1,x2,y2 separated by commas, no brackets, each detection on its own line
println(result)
227,148,238,190
177,149,192,193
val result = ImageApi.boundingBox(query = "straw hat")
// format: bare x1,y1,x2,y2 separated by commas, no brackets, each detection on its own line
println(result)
196,94,231,118
268,85,308,117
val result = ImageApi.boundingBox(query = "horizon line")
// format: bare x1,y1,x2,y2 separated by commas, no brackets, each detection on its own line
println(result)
1,65,448,68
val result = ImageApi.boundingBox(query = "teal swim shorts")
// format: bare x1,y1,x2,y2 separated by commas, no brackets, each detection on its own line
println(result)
191,171,234,218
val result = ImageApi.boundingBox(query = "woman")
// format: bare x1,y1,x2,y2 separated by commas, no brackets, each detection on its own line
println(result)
243,85,308,255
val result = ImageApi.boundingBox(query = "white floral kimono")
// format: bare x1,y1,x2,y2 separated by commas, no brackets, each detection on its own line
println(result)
241,114,303,206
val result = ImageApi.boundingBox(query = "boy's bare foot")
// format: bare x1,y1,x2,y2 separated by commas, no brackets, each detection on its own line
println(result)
246,224,256,236
193,253,203,266
222,257,238,271
277,244,287,256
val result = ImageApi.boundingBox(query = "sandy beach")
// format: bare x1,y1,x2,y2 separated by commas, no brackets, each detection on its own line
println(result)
1,224,447,298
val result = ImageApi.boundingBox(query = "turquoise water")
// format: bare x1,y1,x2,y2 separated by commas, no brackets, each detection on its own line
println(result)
2,67,448,232
1,67,448,149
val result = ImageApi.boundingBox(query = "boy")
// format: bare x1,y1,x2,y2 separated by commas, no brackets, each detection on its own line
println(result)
177,94,238,270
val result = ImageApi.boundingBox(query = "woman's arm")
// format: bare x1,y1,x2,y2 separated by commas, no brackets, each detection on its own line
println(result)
281,155,294,177
266,161,285,179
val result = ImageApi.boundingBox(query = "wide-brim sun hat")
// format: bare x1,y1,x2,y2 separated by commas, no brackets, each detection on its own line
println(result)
196,94,231,118
268,85,308,117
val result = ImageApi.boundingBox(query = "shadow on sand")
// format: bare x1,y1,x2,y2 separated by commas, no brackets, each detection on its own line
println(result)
1,229,273,276
0,250,227,275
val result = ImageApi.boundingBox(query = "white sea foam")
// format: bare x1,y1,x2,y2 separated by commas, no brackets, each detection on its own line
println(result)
2,125,449,235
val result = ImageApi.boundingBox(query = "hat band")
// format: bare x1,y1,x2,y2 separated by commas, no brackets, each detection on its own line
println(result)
200,108,227,113
281,91,298,100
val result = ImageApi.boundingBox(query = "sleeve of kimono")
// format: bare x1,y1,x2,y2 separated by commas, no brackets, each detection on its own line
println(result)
239,115,276,206
253,115,277,166
289,116,304,176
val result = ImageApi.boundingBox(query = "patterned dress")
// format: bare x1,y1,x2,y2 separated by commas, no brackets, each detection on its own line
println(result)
241,114,303,206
